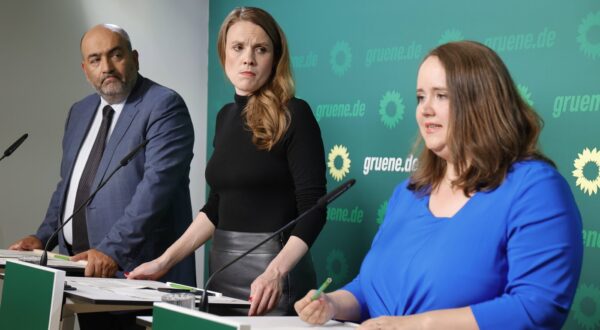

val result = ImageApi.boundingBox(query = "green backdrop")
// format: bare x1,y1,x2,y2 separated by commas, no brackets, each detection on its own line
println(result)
207,1,600,328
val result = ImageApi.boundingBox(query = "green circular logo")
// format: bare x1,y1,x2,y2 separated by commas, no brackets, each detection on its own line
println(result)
379,91,405,129
326,249,349,286
330,41,352,76
577,11,600,59
517,84,534,106
376,200,388,225
571,283,600,330
438,28,465,45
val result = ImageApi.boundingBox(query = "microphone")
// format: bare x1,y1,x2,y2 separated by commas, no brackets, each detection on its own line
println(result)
0,133,28,162
199,178,356,313
39,140,148,267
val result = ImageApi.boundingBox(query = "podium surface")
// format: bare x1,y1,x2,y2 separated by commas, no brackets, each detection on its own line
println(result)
1,271,250,330
138,312,359,329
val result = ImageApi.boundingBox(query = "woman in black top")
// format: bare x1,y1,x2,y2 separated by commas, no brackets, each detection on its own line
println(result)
128,7,326,316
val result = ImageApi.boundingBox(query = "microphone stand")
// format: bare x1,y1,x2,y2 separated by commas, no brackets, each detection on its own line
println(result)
199,178,356,313
39,140,148,267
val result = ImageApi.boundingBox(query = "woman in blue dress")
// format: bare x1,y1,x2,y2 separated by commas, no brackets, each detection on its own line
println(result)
295,41,583,330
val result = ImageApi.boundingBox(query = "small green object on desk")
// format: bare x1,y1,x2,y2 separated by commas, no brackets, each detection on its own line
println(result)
166,281,198,291
52,253,70,261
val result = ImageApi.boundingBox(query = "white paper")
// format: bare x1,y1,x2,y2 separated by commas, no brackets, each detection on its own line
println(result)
0,256,85,269
0,249,37,258
137,316,358,329
226,316,358,328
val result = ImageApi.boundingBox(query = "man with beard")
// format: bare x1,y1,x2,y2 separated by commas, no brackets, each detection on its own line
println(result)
9,24,195,326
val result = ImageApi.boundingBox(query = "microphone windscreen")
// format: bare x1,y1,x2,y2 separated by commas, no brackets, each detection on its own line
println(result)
4,133,28,157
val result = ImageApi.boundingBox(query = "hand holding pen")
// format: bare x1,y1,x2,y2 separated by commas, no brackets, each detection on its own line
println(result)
294,277,337,325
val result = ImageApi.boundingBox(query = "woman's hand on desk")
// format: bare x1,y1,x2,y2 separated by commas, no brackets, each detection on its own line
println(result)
248,268,283,316
126,257,169,280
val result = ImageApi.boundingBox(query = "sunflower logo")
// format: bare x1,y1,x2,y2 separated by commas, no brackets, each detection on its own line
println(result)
577,11,600,59
438,28,465,45
376,200,388,225
379,91,405,129
573,147,600,196
330,41,352,76
328,145,351,181
571,283,600,330
517,84,534,106
326,249,349,286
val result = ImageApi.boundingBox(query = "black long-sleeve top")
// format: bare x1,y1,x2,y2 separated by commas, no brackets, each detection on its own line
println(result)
201,94,327,247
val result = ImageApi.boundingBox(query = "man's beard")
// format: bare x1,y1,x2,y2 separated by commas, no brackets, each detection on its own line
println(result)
97,75,135,102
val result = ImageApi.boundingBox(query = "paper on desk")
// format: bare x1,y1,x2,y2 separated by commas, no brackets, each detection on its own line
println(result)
0,249,37,258
67,277,169,300
46,259,86,269
64,277,251,305
32,249,88,265
67,277,165,288
0,249,86,270
138,316,356,329
208,296,250,306
0,256,85,270
219,316,357,329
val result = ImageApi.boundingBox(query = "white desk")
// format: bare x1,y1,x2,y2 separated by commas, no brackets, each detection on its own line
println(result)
60,277,249,330
0,249,85,275
137,315,359,329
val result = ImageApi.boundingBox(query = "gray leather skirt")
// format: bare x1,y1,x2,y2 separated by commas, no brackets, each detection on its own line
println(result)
209,229,316,315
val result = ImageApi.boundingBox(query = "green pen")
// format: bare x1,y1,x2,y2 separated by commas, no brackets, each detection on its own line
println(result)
311,277,332,301
166,282,197,291
32,249,87,265
49,251,87,265
52,253,70,261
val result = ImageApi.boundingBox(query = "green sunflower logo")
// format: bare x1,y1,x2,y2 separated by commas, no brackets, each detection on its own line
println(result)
376,200,388,225
326,249,349,286
328,145,351,181
577,11,600,59
330,41,352,76
517,84,534,106
379,91,405,129
573,147,600,196
438,28,465,45
571,283,600,330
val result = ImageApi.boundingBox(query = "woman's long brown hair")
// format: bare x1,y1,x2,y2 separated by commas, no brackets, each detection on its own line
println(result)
217,7,295,150
409,41,553,195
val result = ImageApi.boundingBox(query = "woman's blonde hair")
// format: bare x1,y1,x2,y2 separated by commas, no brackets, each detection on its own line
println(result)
409,41,553,195
217,7,295,150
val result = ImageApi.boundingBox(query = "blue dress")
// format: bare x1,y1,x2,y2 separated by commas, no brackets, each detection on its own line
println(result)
343,160,583,329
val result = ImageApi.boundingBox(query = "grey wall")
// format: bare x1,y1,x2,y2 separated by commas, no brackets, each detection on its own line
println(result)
0,0,209,283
